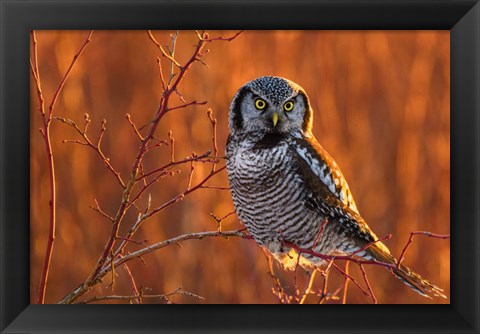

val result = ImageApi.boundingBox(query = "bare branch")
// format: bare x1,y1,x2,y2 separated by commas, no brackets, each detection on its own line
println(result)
156,57,166,91
137,150,212,181
111,166,227,260
331,262,370,297
125,114,145,141
49,31,93,118
122,263,141,304
147,30,182,69
57,31,242,305
31,30,93,305
165,100,207,113
201,185,229,190
341,262,350,304
55,117,126,188
207,109,219,172
397,231,450,268
299,270,318,304
101,229,249,278
168,130,175,162
349,234,392,257
201,30,244,42
78,287,204,304
89,198,115,222
360,264,377,304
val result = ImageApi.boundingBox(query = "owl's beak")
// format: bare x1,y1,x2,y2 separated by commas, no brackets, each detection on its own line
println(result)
272,112,279,127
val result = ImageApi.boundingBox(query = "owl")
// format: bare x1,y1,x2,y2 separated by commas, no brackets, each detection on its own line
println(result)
226,76,445,299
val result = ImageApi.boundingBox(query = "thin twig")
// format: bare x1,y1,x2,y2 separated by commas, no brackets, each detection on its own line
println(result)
299,270,318,304
55,117,126,188
78,287,204,304
109,166,227,264
125,114,145,141
201,185,229,190
147,30,182,69
359,264,377,304
312,218,329,250
186,159,195,190
156,57,166,92
341,261,350,304
207,109,218,172
138,151,212,181
317,269,331,304
99,229,249,279
168,130,175,162
122,262,141,304
331,263,370,297
262,249,289,304
166,100,207,113
349,234,392,257
49,31,93,116
201,30,244,42
397,231,450,268
89,198,115,222
209,211,236,223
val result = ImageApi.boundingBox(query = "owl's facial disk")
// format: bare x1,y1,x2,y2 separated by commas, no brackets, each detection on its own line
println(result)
236,91,308,134
228,76,313,136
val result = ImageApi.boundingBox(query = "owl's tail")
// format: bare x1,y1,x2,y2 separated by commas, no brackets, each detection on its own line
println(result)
365,244,447,299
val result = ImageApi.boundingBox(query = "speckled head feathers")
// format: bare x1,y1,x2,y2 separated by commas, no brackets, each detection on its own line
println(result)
245,76,300,106
228,76,313,135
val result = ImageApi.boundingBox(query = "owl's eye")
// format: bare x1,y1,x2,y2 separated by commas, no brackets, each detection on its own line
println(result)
254,98,267,110
284,101,294,112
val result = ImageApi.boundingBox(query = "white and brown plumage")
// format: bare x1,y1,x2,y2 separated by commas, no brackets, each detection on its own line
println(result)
226,76,445,299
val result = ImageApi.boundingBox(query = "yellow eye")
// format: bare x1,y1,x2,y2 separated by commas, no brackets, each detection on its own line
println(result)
284,101,294,112
255,98,267,110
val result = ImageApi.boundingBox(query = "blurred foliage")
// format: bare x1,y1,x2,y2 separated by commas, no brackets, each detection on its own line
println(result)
30,30,450,304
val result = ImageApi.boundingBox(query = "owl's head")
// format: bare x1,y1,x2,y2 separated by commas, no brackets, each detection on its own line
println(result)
228,76,313,136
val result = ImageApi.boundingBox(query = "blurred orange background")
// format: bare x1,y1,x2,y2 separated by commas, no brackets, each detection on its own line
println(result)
30,30,450,304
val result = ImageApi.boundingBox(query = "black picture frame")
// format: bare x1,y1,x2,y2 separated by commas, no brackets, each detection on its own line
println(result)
1,0,479,333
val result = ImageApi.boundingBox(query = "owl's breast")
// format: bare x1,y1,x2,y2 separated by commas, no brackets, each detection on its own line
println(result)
226,140,290,193
226,138,321,248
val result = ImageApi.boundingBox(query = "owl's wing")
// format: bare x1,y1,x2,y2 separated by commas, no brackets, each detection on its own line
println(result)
290,135,359,214
288,135,380,244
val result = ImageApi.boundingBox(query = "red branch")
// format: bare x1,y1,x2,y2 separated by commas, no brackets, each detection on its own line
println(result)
207,109,218,172
341,262,350,304
57,30,242,305
359,264,377,304
31,30,93,304
55,116,126,188
125,114,145,141
122,262,141,304
82,35,210,287
138,151,212,181
166,100,207,113
201,30,244,42
49,31,93,114
397,231,450,268
350,234,392,257
312,218,329,249
280,230,448,303
99,229,249,279
109,166,227,264
331,262,369,297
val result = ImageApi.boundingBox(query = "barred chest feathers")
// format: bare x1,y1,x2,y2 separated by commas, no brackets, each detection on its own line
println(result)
226,133,339,269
